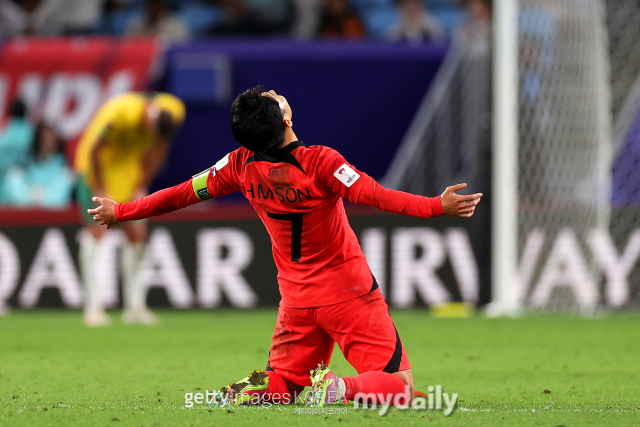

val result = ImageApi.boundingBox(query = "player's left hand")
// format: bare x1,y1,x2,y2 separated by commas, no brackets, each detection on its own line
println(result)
440,183,482,218
87,197,118,229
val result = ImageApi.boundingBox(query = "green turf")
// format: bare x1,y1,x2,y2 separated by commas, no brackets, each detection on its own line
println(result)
1,310,640,426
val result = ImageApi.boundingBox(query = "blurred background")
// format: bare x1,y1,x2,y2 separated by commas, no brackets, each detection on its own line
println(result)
0,0,639,315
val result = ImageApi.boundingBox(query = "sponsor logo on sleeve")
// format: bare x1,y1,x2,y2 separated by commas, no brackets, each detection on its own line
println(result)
333,163,360,187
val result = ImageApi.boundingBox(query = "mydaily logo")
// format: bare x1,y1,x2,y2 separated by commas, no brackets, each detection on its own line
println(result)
353,385,458,416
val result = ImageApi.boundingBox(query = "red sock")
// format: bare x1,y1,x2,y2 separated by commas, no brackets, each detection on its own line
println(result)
343,372,409,405
244,371,292,404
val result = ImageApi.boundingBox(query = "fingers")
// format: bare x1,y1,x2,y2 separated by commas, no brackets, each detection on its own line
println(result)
457,210,475,218
447,183,467,193
92,213,110,227
457,197,481,210
454,195,481,217
441,184,483,218
466,197,482,207
89,197,104,217
459,193,483,202
98,217,112,228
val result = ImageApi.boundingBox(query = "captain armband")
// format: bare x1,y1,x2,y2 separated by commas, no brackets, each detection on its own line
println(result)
192,154,230,201
192,168,213,201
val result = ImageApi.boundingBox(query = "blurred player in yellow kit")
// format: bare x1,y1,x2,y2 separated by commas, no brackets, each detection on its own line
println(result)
75,92,185,327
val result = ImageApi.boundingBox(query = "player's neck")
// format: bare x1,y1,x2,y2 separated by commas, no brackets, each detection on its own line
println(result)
274,129,298,150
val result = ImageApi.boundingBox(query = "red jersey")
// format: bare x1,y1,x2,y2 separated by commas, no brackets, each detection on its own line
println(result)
114,141,443,308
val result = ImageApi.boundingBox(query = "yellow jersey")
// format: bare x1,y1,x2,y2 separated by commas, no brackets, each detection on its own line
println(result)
75,92,185,202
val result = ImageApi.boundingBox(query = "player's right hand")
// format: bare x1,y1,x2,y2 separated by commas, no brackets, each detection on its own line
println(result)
440,183,482,218
87,197,118,229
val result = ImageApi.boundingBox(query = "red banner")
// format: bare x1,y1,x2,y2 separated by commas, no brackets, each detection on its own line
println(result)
0,37,161,157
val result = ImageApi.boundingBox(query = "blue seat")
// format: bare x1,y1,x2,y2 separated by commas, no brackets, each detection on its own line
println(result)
363,7,399,39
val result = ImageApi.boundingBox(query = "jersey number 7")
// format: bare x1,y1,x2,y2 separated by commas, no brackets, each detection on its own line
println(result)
266,211,302,262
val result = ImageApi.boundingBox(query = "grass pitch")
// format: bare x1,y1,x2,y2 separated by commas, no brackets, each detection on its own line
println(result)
1,310,640,426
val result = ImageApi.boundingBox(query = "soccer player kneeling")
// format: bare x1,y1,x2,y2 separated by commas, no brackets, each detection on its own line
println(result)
88,87,482,407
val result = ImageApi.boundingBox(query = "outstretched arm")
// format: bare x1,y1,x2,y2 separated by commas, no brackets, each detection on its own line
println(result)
356,179,482,218
88,178,200,228
316,147,482,219
88,151,243,229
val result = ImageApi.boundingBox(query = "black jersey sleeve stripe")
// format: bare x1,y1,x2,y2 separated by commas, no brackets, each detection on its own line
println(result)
369,274,379,293
244,156,254,169
382,327,403,373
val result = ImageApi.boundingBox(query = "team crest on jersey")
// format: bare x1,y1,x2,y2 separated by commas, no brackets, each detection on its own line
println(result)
268,167,278,177
334,163,360,187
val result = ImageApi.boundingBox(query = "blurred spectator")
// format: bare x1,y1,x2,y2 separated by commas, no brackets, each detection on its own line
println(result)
208,0,273,36
0,123,74,207
386,0,445,44
0,100,34,190
290,0,320,39
0,0,102,38
125,0,191,44
454,0,490,44
55,0,104,35
318,0,365,39
0,0,51,37
95,0,132,35
245,0,293,34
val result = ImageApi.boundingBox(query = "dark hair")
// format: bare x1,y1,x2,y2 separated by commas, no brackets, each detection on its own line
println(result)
230,86,285,151
157,110,177,140
32,122,64,160
11,99,27,119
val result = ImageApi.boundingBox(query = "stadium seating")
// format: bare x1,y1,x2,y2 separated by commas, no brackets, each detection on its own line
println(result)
95,0,463,39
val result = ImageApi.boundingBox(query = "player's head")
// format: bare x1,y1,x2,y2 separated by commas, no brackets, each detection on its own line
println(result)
146,103,180,142
157,110,177,140
230,86,292,152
